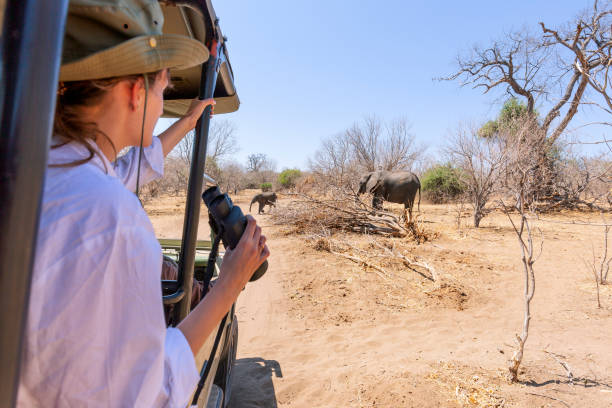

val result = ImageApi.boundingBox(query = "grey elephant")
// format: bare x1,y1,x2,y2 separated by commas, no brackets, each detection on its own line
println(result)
249,192,277,214
357,171,421,220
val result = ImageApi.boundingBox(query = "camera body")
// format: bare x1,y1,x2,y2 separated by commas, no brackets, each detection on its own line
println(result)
202,186,267,281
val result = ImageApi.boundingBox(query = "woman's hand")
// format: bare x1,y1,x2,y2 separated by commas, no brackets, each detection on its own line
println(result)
183,98,216,130
158,98,216,155
217,215,270,294
178,215,269,355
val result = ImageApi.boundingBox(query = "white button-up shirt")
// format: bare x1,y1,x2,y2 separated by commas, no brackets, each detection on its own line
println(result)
18,138,199,407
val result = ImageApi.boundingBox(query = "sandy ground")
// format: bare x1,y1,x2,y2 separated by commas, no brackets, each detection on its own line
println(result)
146,191,612,407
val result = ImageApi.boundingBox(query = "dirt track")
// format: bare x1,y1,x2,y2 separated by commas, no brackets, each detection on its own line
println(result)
147,191,612,407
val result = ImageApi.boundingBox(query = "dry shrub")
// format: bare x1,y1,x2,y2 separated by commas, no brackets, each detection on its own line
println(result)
425,282,470,311
427,362,506,408
312,237,331,252
272,190,436,241
404,214,439,243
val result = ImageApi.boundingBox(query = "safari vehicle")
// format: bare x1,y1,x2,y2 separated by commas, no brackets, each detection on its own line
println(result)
0,0,243,407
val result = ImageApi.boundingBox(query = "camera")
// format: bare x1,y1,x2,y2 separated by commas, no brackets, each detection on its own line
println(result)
202,186,268,281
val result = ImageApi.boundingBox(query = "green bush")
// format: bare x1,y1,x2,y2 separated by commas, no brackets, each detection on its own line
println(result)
260,182,273,192
421,164,466,203
277,168,302,189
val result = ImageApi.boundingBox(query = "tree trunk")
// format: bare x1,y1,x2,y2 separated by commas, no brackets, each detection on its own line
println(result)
507,214,536,382
473,203,483,227
473,212,481,228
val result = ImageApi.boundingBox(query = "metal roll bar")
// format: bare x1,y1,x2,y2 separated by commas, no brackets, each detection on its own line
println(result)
0,1,69,406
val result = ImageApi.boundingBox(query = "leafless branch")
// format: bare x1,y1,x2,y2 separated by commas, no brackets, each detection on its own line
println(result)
442,1,612,145
543,350,575,385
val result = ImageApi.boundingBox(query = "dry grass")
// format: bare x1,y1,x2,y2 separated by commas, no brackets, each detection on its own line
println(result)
427,362,506,407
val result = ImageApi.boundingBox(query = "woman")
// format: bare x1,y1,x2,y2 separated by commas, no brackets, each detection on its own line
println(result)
18,0,269,406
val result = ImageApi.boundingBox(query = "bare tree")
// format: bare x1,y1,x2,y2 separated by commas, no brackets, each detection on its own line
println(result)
505,204,541,383
309,116,423,192
246,153,277,185
498,116,551,382
246,153,268,173
445,125,508,227
139,156,190,199
550,149,612,210
217,160,246,194
584,222,611,309
540,1,612,130
308,133,359,189
346,116,382,172
175,119,238,167
592,223,612,282
381,118,422,171
346,116,422,173
442,0,612,145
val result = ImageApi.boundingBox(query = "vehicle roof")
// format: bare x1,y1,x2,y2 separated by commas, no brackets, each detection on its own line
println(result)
160,1,239,117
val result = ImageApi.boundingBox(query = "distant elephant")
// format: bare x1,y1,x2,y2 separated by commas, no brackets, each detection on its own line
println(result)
358,171,421,220
250,192,277,214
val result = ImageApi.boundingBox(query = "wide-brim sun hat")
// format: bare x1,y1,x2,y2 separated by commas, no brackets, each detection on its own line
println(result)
60,0,209,82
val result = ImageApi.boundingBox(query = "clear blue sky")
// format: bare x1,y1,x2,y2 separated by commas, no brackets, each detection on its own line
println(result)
157,0,607,170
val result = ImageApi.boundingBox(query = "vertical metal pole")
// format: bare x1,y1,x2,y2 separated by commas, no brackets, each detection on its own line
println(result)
173,40,221,323
0,0,68,406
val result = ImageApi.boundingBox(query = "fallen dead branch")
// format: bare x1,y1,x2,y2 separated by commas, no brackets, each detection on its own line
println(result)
310,235,394,282
328,250,392,282
310,234,444,288
370,240,439,282
273,191,410,237
543,350,574,386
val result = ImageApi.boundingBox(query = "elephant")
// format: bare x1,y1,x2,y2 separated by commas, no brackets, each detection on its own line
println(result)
357,170,421,220
249,192,277,214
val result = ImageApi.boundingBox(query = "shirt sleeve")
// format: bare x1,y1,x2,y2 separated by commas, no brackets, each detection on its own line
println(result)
113,136,165,192
162,328,200,407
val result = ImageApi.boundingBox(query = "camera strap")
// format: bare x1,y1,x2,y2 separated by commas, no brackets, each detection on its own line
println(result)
202,222,224,293
191,220,226,404
135,74,149,203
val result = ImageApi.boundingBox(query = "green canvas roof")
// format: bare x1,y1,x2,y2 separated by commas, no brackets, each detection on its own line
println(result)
161,1,239,117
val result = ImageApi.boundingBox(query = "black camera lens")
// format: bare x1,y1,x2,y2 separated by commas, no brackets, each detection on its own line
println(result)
202,186,222,208
210,195,232,219
202,186,267,282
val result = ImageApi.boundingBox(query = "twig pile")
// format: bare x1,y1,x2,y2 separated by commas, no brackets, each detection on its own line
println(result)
272,192,409,237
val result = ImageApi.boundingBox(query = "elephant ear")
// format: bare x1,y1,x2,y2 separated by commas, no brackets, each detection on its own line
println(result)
359,173,371,192
370,178,384,194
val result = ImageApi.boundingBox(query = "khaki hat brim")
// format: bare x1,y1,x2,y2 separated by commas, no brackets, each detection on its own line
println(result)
60,34,209,82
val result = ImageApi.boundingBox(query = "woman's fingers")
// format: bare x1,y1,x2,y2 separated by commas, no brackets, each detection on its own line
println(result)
216,215,271,293
185,98,215,122
243,215,256,239
251,224,262,250
182,98,216,130
259,244,270,262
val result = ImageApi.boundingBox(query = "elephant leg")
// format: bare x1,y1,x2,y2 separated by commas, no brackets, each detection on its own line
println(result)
404,202,412,223
258,201,264,214
372,196,383,210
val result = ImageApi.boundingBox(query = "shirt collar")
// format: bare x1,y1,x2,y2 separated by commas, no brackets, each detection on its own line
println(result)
48,137,118,178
